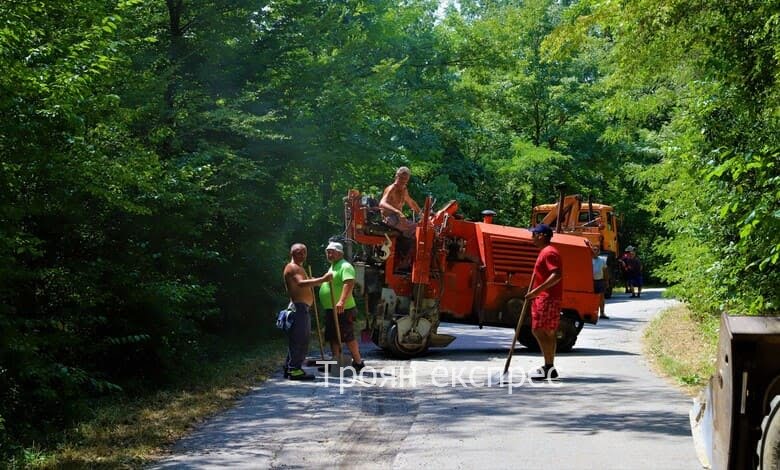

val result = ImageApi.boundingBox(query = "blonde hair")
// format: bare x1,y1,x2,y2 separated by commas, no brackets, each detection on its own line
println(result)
396,166,411,177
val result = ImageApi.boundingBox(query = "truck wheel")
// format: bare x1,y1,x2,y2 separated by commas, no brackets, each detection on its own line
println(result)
386,324,428,359
517,316,581,352
518,325,540,351
758,394,780,470
556,315,580,352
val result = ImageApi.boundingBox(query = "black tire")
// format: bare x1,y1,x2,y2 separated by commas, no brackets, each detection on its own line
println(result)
556,315,580,352
386,324,428,359
758,394,780,470
517,314,581,352
518,325,540,351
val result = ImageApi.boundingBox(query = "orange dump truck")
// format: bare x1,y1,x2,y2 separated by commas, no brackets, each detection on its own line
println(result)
532,193,620,297
344,189,600,358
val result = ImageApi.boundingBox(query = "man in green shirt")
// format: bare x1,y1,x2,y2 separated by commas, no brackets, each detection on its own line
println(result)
319,241,365,372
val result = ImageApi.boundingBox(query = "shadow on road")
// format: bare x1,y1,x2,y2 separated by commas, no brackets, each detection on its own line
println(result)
152,286,695,469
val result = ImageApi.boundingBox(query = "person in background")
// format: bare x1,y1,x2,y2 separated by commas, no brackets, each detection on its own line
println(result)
283,243,332,380
379,166,421,238
590,243,609,319
319,241,365,372
526,223,563,380
619,248,632,293
623,246,643,298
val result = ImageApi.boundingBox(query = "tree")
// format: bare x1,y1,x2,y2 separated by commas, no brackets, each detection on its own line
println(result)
555,0,780,313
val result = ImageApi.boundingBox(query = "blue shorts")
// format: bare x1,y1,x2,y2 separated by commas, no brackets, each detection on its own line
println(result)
594,279,606,294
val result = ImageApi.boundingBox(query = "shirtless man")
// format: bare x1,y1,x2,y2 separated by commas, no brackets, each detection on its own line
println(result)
379,166,421,238
283,243,331,380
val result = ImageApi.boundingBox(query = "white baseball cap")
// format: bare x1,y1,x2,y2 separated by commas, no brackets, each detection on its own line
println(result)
326,241,343,253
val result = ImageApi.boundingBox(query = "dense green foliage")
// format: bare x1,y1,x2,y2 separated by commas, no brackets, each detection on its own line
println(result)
1,0,777,461
547,0,779,313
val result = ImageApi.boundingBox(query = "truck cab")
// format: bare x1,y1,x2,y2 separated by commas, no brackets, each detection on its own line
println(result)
531,194,620,297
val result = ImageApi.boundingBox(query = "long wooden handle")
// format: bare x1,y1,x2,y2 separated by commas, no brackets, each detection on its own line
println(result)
308,266,325,360
502,273,536,375
364,292,370,330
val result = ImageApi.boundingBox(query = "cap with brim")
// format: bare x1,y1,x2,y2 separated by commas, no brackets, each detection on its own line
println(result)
625,245,635,252
326,241,343,253
530,223,553,236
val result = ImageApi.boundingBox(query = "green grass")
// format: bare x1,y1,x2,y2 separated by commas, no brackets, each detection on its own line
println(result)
7,337,287,469
644,304,718,395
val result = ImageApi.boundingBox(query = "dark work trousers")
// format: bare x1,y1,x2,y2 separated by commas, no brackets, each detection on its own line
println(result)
286,302,311,370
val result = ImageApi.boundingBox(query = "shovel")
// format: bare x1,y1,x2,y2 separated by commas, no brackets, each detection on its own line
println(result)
328,282,351,372
498,273,536,384
307,266,326,361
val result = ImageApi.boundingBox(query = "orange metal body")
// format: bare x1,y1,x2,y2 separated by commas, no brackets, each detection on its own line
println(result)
345,190,600,329
531,194,619,256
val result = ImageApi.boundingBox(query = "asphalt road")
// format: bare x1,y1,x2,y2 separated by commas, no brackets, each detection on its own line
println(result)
152,288,703,469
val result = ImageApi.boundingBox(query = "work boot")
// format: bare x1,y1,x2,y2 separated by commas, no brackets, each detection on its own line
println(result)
529,365,559,380
287,368,315,381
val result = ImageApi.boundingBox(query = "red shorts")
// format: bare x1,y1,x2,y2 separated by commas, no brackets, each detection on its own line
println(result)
532,295,561,331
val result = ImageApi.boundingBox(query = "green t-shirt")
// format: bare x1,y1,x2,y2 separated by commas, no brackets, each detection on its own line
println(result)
318,259,357,309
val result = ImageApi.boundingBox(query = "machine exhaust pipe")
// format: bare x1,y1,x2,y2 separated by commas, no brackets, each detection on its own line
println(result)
555,183,566,233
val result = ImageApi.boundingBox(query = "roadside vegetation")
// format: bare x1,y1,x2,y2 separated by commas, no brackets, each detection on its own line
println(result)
644,304,720,397
2,0,776,466
8,339,286,469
